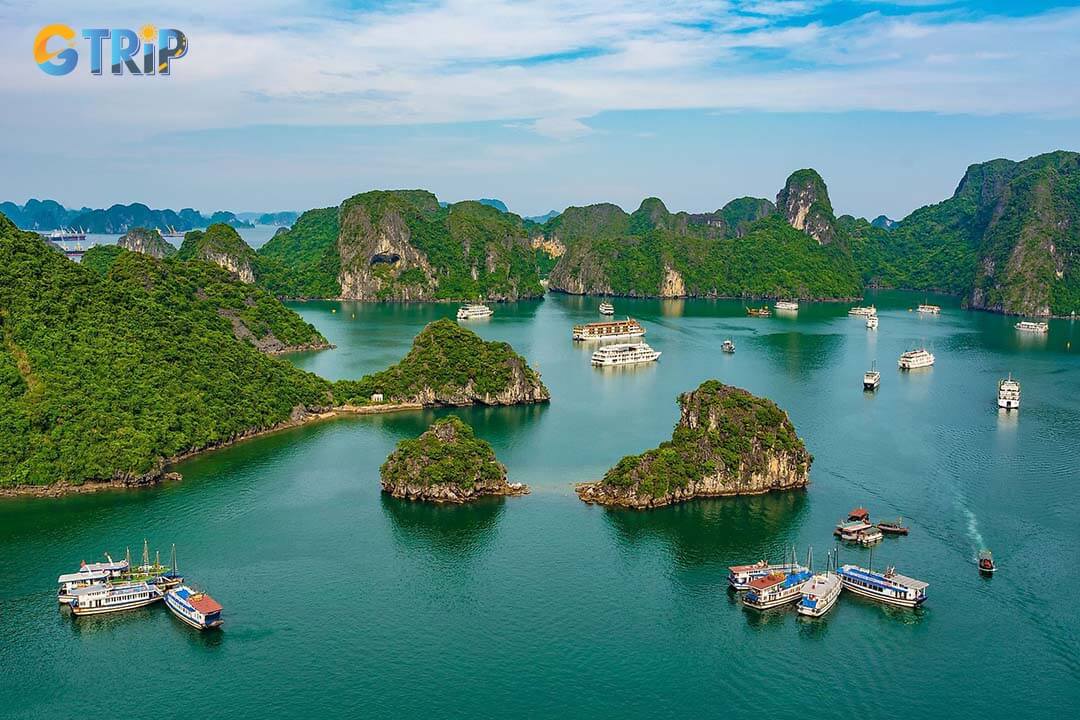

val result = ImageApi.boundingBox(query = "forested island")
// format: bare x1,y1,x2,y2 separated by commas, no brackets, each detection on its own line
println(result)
380,416,528,503
577,381,812,509
0,217,547,494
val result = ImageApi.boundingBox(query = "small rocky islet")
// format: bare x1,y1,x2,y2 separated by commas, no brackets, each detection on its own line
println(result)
380,416,527,503
577,380,812,509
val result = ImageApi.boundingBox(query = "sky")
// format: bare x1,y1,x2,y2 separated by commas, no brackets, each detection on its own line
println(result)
2,0,1079,220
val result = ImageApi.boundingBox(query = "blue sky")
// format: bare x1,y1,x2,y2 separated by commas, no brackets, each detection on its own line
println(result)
2,0,1079,219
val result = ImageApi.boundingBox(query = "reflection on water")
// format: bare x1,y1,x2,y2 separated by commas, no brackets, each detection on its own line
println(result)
659,299,684,317
380,493,506,558
756,331,844,378
600,492,808,570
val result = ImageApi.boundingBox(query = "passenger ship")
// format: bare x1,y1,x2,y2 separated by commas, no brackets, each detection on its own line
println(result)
997,374,1020,410
591,342,660,367
727,559,808,590
599,301,615,315
917,304,941,314
572,317,645,341
774,300,799,311
456,303,493,320
848,305,877,317
863,362,881,390
56,558,131,604
837,564,928,608
898,348,935,370
797,551,842,618
165,586,224,630
743,567,814,610
70,581,163,616
866,314,879,330
1014,320,1048,334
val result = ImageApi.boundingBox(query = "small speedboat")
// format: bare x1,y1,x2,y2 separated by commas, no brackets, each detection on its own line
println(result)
721,339,735,354
978,549,996,575
165,585,224,630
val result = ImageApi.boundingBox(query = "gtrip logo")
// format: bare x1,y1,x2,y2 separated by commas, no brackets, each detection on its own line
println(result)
34,24,188,76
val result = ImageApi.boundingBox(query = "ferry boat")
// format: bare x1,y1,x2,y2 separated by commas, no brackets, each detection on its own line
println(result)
898,348,934,370
837,563,928,608
591,342,661,367
456,303,493,320
774,300,799,311
721,339,736,354
727,559,808,590
70,581,163,616
797,551,842,618
40,228,87,242
1014,320,1048,334
997,374,1020,410
848,305,876,317
572,317,645,341
165,586,224,630
866,314,879,330
917,304,941,314
746,306,771,317
57,569,111,604
743,566,814,610
877,517,910,535
599,301,615,316
863,362,880,390
978,549,996,575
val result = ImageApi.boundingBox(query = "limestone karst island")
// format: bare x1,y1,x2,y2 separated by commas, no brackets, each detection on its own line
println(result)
3,2,1078,718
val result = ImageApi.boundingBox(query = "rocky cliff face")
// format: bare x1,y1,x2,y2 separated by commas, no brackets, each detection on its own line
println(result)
118,227,176,259
576,380,811,508
777,169,837,245
380,416,529,503
178,224,257,284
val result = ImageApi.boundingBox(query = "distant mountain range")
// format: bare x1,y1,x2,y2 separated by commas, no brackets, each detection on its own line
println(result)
0,199,299,233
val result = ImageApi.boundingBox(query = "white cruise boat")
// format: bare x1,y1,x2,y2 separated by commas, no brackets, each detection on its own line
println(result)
1014,320,1048,334
797,551,842,618
848,305,877,317
774,300,799,311
456,303,493,320
70,581,163,616
838,564,928,608
917,304,941,314
898,348,934,370
727,559,808,590
743,567,814,610
573,317,645,341
57,569,111,604
866,314,878,330
721,339,736,354
599,301,615,315
997,374,1020,410
591,342,660,367
863,362,880,390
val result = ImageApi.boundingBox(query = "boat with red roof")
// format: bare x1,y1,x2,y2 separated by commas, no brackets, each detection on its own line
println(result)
165,585,224,630
742,549,813,610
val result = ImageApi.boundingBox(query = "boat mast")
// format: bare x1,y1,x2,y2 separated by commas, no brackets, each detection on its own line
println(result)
171,543,178,574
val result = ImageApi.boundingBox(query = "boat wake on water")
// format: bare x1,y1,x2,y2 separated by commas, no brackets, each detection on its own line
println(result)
963,506,985,559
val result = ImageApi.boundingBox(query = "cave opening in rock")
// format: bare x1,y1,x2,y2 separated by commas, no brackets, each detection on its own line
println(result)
370,253,401,265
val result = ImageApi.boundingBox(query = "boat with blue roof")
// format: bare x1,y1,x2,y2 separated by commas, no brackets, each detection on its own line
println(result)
727,552,808,590
838,563,928,608
742,549,813,610
797,550,842,618
165,586,224,630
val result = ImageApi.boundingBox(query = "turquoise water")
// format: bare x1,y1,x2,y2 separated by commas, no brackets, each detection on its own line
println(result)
2,292,1078,718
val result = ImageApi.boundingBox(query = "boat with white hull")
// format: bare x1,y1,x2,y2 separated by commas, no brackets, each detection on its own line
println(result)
849,305,877,317
57,569,111,604
591,342,660,367
917,304,941,315
797,551,842,618
572,317,645,341
997,374,1020,410
743,567,814,610
866,314,878,330
599,301,615,316
774,300,799,312
1014,321,1048,334
838,564,927,608
727,559,808,590
898,348,934,370
70,581,163,616
864,362,880,390
456,304,493,320
165,586,224,630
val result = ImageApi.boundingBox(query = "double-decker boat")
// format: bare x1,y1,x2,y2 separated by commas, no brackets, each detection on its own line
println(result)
997,374,1020,410
1014,320,1048,334
866,314,879,330
837,522,882,545
57,569,111,604
898,348,935,370
743,567,814,610
572,317,645,341
837,564,928,608
848,305,877,317
863,362,880,390
456,304,493,320
70,581,163,616
599,301,615,315
590,342,661,367
721,339,736,354
727,558,808,590
165,586,224,630
746,306,771,317
917,304,941,314
797,551,842,618
774,300,799,311
40,228,87,242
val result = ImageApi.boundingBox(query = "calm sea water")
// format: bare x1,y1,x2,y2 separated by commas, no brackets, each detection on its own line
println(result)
2,292,1078,719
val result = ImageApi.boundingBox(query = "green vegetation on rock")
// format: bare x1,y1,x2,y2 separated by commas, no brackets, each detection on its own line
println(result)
380,416,505,491
257,207,342,298
333,318,549,406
